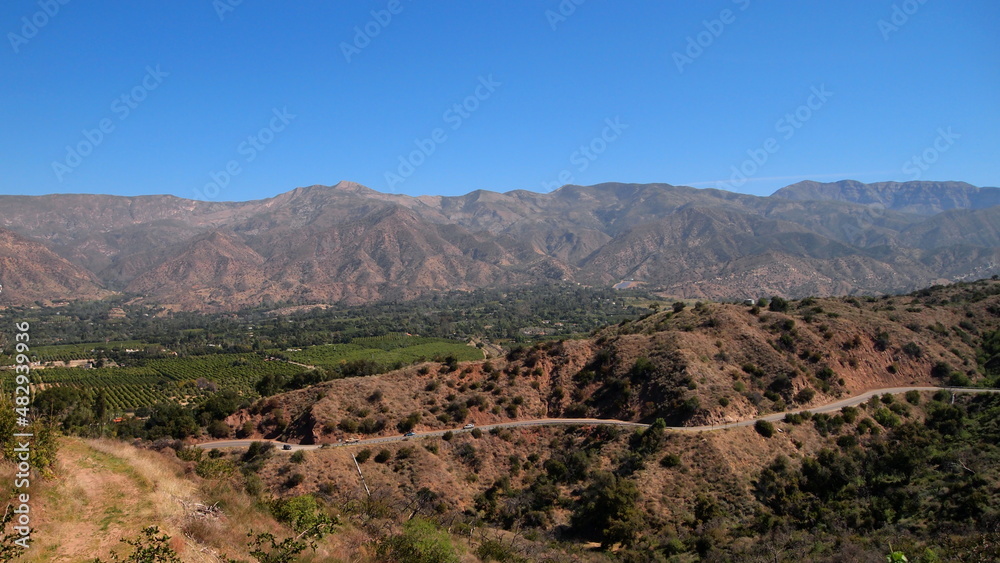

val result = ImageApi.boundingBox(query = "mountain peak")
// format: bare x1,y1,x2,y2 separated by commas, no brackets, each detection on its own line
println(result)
332,180,376,193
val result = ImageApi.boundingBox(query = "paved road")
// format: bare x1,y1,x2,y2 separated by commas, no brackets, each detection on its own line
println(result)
196,386,999,452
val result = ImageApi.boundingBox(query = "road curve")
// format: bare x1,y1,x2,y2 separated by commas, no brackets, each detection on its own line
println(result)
196,386,999,452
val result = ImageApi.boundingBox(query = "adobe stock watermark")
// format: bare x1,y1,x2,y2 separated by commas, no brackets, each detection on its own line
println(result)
878,0,929,41
540,117,628,192
7,0,71,54
212,0,244,22
195,107,296,201
10,319,34,550
51,65,169,182
384,74,500,191
545,0,586,31
672,0,751,73
340,0,413,63
717,84,833,191
902,127,958,180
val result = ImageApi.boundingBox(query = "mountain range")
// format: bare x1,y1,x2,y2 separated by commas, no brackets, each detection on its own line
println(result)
0,179,997,310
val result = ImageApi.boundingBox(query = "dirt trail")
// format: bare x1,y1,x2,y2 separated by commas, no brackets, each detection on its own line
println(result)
25,439,214,562
199,386,1000,451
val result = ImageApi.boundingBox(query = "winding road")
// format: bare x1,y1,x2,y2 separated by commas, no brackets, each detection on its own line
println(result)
196,386,1000,452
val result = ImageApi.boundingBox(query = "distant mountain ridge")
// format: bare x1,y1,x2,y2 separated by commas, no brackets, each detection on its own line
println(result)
772,179,1000,215
0,179,997,309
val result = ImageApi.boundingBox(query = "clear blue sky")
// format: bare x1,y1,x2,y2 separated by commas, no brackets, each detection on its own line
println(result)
2,1,997,201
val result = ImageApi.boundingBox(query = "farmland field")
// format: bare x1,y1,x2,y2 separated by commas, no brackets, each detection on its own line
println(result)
17,334,480,413
28,354,306,412
279,333,483,368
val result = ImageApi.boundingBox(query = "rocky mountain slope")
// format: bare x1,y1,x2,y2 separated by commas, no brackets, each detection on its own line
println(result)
0,227,109,304
0,180,997,309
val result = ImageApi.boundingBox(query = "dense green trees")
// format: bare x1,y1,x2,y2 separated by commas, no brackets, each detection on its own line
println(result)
5,284,652,356
570,471,642,548
753,394,1000,544
199,389,244,422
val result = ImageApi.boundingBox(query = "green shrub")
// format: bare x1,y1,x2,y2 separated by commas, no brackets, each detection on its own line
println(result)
242,442,274,463
376,518,459,563
769,296,789,312
889,402,910,416
397,412,421,433
270,494,334,533
338,418,359,433
238,421,255,438
755,420,776,438
874,331,891,351
632,357,656,379
477,539,527,563
948,372,971,386
94,527,181,563
840,406,859,424
358,417,386,434
836,434,858,448
284,473,305,488
176,447,203,462
207,420,230,439
195,458,235,479
874,407,901,428
784,412,804,425
931,361,953,379
856,418,878,435
902,342,923,358
660,453,682,468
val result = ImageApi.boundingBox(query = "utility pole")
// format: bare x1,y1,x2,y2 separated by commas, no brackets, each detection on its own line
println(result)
352,453,371,498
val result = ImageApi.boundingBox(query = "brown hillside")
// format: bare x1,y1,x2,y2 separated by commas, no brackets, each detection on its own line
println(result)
1,180,998,308
221,280,999,446
0,228,109,306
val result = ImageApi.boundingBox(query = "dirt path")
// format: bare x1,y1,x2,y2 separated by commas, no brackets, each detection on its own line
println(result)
26,439,215,562
197,386,1000,451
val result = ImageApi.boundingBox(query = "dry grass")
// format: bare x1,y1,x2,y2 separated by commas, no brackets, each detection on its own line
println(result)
22,438,197,561
19,438,302,562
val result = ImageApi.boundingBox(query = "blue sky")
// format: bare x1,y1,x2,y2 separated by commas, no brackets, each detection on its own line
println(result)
1,1,997,201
